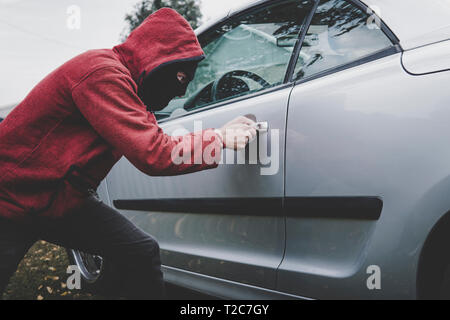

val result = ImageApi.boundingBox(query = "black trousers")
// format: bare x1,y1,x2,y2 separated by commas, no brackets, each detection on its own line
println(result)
0,195,164,299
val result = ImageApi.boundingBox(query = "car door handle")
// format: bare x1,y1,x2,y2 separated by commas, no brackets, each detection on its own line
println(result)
255,121,269,133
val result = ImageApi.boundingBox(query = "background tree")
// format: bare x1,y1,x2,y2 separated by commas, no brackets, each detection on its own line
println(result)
121,0,203,41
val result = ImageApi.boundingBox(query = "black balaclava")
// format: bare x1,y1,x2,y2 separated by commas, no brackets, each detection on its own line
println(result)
139,61,198,112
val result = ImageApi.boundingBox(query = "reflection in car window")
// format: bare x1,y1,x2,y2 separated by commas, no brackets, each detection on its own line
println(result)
155,0,314,120
294,0,393,81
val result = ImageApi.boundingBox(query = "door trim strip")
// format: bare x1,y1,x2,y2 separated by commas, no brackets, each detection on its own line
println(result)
113,196,383,220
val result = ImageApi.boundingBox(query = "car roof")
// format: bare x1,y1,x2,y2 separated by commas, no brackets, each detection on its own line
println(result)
361,0,450,50
0,104,16,118
197,0,450,50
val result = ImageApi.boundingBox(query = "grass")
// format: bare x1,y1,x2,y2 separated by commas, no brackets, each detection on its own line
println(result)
2,240,99,300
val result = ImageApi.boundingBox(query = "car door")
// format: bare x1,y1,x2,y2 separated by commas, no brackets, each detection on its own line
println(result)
278,0,402,298
105,0,315,292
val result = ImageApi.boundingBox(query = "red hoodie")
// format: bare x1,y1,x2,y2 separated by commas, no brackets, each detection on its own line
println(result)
0,8,222,220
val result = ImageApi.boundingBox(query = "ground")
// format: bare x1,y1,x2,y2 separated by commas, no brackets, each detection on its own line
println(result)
2,240,100,300
2,240,210,300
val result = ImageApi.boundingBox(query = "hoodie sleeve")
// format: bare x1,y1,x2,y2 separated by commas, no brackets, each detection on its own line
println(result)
71,66,222,176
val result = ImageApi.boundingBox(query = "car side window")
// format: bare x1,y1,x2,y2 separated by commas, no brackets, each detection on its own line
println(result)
293,0,394,81
155,0,315,121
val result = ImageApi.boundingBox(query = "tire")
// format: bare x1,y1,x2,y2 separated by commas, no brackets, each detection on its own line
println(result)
417,214,450,300
439,263,450,299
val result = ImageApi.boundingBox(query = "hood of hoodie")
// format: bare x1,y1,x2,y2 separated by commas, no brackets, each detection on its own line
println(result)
113,8,205,85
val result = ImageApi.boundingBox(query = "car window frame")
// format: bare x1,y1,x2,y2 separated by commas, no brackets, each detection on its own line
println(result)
157,0,317,124
288,0,402,85
156,0,402,125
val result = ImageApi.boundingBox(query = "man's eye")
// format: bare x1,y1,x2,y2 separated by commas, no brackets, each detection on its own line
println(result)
177,73,189,84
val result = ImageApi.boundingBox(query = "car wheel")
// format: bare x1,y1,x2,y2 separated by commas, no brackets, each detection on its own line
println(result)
67,249,103,283
66,249,119,296
417,215,450,300
439,262,450,299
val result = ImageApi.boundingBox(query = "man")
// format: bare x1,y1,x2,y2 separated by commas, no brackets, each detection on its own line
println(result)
0,8,256,299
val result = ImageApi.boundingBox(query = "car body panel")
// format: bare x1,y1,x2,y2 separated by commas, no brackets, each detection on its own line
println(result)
402,39,450,75
281,52,450,299
106,86,290,290
0,104,16,119
162,264,312,300
195,11,230,35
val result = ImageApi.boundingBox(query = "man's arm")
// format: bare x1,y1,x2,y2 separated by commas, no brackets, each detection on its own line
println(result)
72,66,222,176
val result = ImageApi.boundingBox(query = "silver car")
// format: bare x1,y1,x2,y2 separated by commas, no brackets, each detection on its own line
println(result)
68,0,450,299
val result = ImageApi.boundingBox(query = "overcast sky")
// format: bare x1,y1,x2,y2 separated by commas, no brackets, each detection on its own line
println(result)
0,0,252,107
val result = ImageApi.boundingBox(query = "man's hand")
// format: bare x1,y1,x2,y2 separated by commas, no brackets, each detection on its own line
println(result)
218,116,257,151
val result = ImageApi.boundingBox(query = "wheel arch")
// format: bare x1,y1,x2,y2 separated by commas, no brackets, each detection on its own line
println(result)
417,210,450,299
